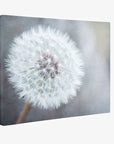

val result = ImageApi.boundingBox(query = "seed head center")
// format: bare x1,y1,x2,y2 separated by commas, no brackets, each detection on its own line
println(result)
37,54,59,79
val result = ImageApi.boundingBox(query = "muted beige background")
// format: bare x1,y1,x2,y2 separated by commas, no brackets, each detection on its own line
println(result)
0,15,110,125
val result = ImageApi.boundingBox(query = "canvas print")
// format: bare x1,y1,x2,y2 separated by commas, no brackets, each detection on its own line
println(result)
0,15,110,125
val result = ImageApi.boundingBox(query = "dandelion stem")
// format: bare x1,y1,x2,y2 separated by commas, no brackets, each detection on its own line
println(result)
16,102,32,124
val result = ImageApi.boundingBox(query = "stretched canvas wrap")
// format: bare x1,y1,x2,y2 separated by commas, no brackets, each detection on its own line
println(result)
0,15,110,125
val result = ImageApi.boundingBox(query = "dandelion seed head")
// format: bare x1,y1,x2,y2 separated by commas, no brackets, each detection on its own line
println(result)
6,26,84,109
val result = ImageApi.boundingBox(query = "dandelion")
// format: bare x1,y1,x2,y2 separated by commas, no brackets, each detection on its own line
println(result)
6,26,84,123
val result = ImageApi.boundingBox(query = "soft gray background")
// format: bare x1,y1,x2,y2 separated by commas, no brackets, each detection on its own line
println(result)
0,15,110,125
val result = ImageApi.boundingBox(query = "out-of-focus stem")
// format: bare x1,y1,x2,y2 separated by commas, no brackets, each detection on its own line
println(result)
16,102,32,124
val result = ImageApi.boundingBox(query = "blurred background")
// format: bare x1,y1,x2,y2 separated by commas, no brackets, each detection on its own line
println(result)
0,15,110,125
